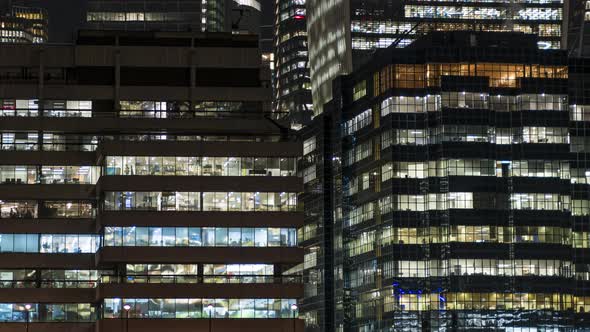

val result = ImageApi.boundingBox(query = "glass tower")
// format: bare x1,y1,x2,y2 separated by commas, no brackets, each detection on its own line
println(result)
302,30,590,331
307,0,565,116
274,0,313,127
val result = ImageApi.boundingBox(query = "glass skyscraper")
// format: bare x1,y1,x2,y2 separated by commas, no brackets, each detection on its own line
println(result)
274,0,313,127
300,29,590,331
307,0,565,115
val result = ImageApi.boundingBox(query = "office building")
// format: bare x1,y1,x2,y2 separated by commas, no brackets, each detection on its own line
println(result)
230,0,272,77
302,0,569,329
569,44,590,332
274,0,313,127
300,30,590,331
567,0,590,56
0,30,303,332
231,0,261,34
0,4,47,43
307,0,565,115
85,0,232,32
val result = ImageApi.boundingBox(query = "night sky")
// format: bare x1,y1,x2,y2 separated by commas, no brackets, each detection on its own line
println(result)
45,0,88,43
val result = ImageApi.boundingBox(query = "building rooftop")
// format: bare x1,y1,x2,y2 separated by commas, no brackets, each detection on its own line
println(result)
76,29,260,47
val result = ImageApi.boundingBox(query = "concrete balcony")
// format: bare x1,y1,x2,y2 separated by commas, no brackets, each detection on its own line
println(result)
97,282,303,300
0,218,95,233
97,176,302,193
0,287,95,303
97,141,302,158
0,253,94,269
97,318,304,332
0,151,96,165
0,323,94,332
98,211,302,228
96,247,304,265
0,184,95,201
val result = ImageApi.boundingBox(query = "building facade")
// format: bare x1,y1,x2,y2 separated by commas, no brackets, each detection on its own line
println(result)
85,0,232,32
274,0,313,127
307,0,565,115
302,30,590,331
0,30,303,332
567,0,590,56
569,50,590,332
232,0,262,34
0,5,47,43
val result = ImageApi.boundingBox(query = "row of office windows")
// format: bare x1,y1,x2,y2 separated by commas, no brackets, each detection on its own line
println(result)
380,127,571,149
104,227,297,248
351,20,561,36
379,93,567,115
571,104,590,121
380,293,575,312
0,159,298,184
104,191,298,212
571,232,590,248
381,225,581,246
0,299,300,322
0,264,277,288
127,263,273,279
0,166,100,185
347,225,571,256
344,140,373,166
0,303,94,322
118,101,261,118
374,63,567,93
104,298,298,319
0,227,297,253
381,259,572,279
353,294,590,316
376,192,569,213
0,99,90,117
105,156,296,177
86,12,198,22
444,126,568,144
118,275,296,286
345,192,572,227
0,269,101,285
380,226,570,246
0,200,93,219
347,259,572,286
385,126,570,145
379,160,569,181
404,6,561,21
371,158,590,184
0,132,281,152
0,132,97,151
0,269,103,289
572,200,590,216
347,227,590,251
344,109,372,135
352,37,410,50
405,5,562,21
347,227,590,256
0,234,99,253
